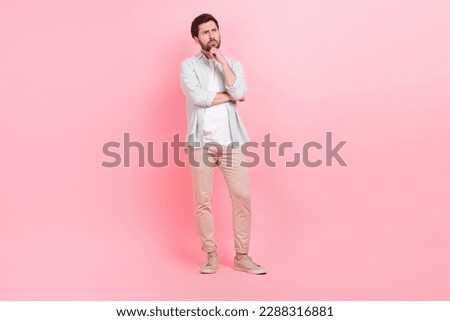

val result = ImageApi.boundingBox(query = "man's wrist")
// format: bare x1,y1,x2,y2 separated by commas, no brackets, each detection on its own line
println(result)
220,92,231,100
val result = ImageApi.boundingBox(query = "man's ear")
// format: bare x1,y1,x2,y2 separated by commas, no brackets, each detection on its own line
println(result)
193,36,200,45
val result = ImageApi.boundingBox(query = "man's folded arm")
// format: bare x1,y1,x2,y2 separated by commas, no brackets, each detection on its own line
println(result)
211,92,234,106
225,61,248,101
180,60,243,107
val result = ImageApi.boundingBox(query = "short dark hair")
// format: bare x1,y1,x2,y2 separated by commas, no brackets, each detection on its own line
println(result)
190,13,219,38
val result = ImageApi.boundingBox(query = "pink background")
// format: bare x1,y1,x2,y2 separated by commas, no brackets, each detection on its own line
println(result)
1,0,449,300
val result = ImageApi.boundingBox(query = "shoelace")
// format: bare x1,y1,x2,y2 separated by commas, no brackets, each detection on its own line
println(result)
205,255,216,266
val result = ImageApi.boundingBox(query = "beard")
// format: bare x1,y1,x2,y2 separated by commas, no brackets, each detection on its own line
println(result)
201,39,221,52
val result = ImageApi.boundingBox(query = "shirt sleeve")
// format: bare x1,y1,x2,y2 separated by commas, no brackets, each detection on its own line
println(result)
225,60,248,101
180,60,216,108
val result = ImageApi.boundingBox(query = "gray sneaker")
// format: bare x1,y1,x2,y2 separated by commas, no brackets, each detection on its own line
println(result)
200,254,218,274
234,255,267,275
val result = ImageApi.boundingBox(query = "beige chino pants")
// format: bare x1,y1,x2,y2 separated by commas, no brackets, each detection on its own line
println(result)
186,144,251,254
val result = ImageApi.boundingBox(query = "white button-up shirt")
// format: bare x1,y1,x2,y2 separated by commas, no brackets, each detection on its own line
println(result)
180,52,250,148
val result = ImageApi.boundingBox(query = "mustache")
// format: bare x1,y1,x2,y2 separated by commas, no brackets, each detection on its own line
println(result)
206,40,219,51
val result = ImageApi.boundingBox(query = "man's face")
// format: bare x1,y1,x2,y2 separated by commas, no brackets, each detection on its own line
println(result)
194,20,221,52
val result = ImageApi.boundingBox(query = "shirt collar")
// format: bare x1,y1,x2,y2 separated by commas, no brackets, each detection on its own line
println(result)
197,51,215,64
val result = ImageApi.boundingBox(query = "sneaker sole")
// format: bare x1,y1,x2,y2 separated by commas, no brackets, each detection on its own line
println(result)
200,269,217,274
233,266,267,275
